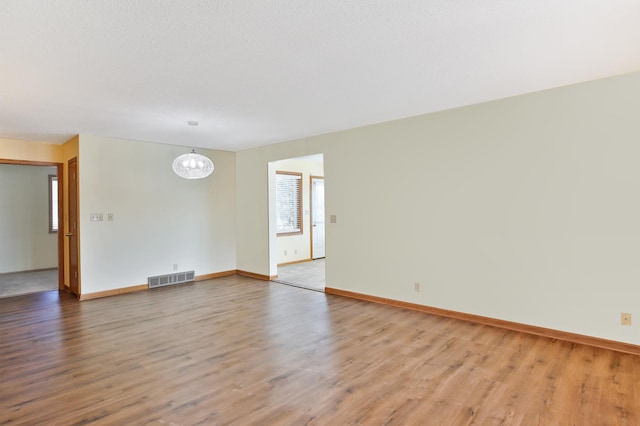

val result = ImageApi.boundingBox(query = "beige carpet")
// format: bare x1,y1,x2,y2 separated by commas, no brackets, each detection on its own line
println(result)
0,269,58,298
274,258,325,292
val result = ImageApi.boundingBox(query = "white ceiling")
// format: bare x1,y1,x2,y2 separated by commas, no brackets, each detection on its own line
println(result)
1,1,639,152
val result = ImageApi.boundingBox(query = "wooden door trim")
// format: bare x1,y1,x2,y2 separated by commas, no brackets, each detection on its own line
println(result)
0,158,65,292
67,157,80,297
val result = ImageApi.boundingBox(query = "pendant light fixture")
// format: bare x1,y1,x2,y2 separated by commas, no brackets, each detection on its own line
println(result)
172,121,215,179
172,148,214,179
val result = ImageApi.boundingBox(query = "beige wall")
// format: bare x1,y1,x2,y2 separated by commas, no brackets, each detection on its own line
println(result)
237,70,640,345
0,137,63,163
78,135,236,294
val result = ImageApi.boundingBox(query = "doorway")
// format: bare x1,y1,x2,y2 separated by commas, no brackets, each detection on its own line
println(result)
270,154,326,291
0,160,63,298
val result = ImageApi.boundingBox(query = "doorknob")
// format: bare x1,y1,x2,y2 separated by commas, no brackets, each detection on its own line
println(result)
65,233,73,237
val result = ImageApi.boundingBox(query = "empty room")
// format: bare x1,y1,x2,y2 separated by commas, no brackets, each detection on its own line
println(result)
1,1,640,424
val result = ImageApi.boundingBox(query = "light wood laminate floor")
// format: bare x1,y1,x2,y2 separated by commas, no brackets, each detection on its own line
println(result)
1,275,638,425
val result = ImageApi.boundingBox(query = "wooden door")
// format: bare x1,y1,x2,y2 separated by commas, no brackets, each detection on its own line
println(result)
67,158,79,296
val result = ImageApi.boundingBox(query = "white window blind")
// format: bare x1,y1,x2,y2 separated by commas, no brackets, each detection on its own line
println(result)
276,172,302,235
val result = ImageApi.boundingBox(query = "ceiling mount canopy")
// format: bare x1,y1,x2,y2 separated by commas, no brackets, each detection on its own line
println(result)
172,149,214,179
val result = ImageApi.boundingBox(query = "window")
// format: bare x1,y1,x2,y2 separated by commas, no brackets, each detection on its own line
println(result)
49,175,58,233
276,171,302,236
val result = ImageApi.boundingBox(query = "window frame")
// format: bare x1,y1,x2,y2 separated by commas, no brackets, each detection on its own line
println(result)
275,171,303,237
49,174,58,233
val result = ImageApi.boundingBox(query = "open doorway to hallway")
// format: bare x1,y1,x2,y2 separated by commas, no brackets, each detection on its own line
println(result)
0,163,60,298
270,154,325,292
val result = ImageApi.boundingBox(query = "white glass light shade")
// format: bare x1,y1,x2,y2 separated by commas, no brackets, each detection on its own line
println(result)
172,150,214,179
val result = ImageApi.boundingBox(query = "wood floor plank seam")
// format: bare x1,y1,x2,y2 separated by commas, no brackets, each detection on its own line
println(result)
325,286,640,357
1,276,638,424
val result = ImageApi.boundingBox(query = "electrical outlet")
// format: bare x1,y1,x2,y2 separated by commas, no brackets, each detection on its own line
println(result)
621,313,632,326
414,282,421,292
107,213,114,221
284,250,287,256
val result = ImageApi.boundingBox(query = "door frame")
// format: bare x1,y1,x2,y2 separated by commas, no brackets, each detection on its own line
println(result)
0,158,65,292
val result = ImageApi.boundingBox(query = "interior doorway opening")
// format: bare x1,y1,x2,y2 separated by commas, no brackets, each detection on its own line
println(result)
269,154,326,292
0,161,63,299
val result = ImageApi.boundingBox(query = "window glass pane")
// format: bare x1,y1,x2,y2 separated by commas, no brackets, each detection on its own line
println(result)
276,172,302,235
